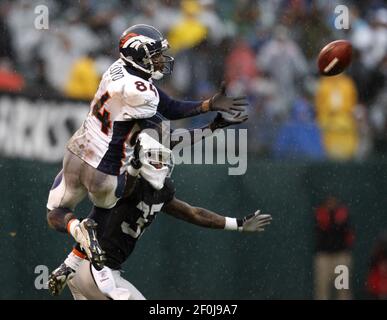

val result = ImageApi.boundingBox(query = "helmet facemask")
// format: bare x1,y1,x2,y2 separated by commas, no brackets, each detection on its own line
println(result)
120,34,174,80
147,39,174,80
137,133,174,190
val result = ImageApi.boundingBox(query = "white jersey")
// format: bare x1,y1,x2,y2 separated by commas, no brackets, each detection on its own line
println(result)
67,59,160,176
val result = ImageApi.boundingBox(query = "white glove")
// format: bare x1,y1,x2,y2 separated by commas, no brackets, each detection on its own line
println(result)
238,210,272,232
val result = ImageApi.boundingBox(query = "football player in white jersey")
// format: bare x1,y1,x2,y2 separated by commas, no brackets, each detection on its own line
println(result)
50,132,272,300
46,24,248,269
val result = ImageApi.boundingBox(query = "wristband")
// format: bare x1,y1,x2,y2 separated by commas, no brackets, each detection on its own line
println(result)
224,217,238,231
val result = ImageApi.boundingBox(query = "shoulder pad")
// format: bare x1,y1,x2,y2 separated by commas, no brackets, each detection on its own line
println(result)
121,79,159,108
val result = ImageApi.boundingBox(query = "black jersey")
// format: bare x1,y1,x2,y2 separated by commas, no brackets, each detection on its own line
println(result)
89,177,175,270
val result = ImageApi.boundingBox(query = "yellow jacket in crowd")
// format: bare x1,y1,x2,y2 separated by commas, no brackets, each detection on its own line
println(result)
65,56,99,100
168,0,207,54
315,74,359,160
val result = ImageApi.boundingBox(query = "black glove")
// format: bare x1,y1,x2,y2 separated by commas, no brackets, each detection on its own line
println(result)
210,112,248,131
130,137,142,170
209,82,248,114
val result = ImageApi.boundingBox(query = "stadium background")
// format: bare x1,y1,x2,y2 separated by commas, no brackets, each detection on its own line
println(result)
0,0,387,299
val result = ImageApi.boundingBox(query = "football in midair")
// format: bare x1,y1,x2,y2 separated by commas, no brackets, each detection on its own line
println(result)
317,40,353,76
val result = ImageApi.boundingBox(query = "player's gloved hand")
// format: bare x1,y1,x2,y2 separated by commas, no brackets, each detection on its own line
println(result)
47,263,75,296
237,210,272,232
209,112,248,131
203,82,248,115
130,136,142,170
127,135,143,178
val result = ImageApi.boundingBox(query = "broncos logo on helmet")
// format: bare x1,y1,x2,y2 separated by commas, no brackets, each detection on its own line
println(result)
119,33,139,48
120,34,156,51
119,24,174,80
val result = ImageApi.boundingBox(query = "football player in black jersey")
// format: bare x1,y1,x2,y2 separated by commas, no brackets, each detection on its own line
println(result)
49,132,272,300
47,110,247,296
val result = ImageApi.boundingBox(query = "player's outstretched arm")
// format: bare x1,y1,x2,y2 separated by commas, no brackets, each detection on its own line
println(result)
170,112,248,149
157,83,248,120
157,87,204,120
163,197,272,232
208,112,248,131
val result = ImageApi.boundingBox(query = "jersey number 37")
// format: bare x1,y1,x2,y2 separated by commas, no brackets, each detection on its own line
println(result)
121,202,164,239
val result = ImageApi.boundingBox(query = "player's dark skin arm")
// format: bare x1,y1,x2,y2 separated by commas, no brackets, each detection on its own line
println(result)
163,197,226,229
157,84,247,120
47,208,76,233
170,124,212,149
170,113,247,149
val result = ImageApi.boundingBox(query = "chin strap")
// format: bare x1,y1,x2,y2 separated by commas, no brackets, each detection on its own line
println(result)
120,55,153,76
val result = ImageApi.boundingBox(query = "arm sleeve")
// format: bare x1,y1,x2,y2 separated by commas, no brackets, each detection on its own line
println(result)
157,86,204,120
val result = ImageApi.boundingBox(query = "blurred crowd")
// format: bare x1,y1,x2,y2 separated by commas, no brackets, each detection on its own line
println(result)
0,0,387,161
